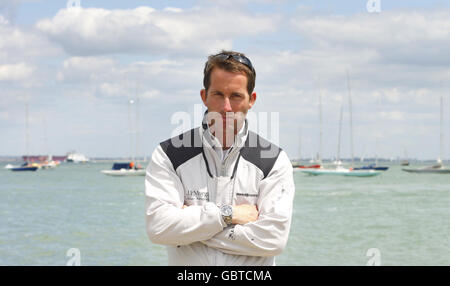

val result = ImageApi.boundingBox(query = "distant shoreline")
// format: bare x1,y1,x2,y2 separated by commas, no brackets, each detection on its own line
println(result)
0,156,148,163
0,156,446,164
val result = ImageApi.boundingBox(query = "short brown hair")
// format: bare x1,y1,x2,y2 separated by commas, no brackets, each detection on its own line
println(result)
203,50,256,96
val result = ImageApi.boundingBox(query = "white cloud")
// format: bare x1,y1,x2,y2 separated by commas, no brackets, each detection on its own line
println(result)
98,82,124,97
36,6,278,56
0,15,9,25
0,62,34,81
163,7,183,13
141,89,160,99
247,10,450,107
56,56,201,101
62,56,115,71
379,111,405,121
0,14,62,65
57,56,116,82
96,82,162,99
0,13,59,88
291,10,450,66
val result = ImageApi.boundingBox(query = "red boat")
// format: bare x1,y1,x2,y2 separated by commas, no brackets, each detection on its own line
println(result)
293,164,321,169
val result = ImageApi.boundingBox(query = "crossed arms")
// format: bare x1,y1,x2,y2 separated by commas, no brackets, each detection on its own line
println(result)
145,145,295,257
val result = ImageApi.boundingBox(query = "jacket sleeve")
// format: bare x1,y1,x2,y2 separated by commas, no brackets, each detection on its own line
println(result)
145,145,227,246
201,151,295,257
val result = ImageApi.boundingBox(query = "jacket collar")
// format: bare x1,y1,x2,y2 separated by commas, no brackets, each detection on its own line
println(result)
201,110,249,150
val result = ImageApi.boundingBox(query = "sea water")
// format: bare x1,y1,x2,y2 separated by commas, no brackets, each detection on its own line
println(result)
0,162,449,265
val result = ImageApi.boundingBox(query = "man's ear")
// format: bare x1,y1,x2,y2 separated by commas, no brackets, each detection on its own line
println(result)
200,89,207,106
248,92,257,109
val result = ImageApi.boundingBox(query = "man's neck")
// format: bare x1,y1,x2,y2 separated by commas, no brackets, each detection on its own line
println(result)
211,131,235,150
206,117,246,150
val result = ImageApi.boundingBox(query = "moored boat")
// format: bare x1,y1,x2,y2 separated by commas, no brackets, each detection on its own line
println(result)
11,162,39,172
353,164,389,171
297,164,322,169
101,162,145,176
299,166,382,177
402,97,449,174
402,163,450,174
66,152,89,163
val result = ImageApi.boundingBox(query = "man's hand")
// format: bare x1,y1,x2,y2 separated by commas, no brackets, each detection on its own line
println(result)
183,204,258,225
232,204,259,225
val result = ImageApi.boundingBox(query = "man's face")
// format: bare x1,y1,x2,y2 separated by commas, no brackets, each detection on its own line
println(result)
200,67,256,147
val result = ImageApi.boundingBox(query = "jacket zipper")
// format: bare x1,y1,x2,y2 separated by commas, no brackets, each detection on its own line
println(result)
221,146,240,176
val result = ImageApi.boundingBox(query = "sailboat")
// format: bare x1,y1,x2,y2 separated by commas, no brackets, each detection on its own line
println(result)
300,71,381,177
101,97,145,176
11,104,39,172
400,160,410,166
402,96,450,174
400,147,410,166
303,88,324,169
353,138,389,171
354,95,388,171
38,116,60,169
293,90,323,170
300,106,381,177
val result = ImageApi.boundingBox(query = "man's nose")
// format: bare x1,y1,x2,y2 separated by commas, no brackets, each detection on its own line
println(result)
223,97,232,112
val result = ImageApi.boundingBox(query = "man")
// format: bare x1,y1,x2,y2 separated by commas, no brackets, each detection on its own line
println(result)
145,50,295,266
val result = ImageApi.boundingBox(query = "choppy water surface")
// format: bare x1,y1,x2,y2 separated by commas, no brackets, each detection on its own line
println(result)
0,162,449,265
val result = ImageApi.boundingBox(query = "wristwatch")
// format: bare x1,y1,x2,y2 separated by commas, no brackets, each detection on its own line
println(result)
220,205,233,226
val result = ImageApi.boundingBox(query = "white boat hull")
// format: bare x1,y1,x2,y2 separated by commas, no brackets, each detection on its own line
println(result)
299,168,382,177
101,169,145,176
402,168,450,174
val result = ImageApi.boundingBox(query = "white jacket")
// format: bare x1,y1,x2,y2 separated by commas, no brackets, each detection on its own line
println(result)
145,117,295,266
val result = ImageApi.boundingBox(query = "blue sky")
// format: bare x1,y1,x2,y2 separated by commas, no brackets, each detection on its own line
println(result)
12,0,450,24
1,0,450,161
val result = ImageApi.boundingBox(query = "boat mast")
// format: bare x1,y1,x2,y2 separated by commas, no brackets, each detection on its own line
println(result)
135,93,140,164
346,70,355,168
375,94,381,166
298,126,302,162
337,104,343,165
25,103,29,163
319,89,323,164
439,96,444,165
43,116,49,160
128,99,134,163
375,137,379,166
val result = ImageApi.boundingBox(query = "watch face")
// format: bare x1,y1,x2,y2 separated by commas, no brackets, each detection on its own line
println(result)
221,205,232,217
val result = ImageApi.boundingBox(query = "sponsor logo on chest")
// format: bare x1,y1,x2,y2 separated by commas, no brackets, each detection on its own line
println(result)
185,190,209,201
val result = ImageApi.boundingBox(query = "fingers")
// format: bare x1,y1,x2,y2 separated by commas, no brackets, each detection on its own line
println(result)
232,204,259,225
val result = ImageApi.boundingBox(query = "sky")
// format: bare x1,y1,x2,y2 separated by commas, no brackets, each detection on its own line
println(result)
1,0,450,161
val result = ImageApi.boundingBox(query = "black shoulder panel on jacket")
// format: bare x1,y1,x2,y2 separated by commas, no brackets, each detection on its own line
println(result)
240,131,282,179
160,128,203,171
